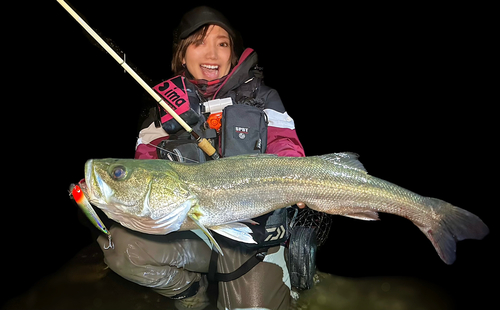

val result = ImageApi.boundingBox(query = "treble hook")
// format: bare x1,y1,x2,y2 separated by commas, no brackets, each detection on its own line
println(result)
103,234,114,250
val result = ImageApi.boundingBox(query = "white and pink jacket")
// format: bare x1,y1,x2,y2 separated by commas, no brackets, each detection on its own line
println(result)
135,48,304,159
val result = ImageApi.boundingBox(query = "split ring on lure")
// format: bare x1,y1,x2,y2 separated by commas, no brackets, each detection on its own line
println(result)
69,183,114,249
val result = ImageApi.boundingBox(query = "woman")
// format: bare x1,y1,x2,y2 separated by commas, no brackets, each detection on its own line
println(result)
99,6,306,310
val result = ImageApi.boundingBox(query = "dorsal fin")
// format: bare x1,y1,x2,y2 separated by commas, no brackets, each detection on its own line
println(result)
318,152,367,173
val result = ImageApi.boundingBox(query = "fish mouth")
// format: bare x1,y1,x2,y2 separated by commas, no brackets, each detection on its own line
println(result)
77,178,98,208
81,159,93,199
77,159,96,204
77,178,88,195
81,159,113,205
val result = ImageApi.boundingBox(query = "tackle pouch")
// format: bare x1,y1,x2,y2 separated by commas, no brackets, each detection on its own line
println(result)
220,104,268,157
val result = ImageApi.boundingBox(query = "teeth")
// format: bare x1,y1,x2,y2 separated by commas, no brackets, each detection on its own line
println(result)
201,64,219,70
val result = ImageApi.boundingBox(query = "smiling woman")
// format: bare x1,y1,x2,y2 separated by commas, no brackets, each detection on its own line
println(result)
181,25,233,80
171,6,240,78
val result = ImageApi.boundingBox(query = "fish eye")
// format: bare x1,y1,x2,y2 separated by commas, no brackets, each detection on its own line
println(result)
111,165,127,180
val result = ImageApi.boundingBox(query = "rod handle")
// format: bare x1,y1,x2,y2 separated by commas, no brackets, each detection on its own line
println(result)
197,138,219,160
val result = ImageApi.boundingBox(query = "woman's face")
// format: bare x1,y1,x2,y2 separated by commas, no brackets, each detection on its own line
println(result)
183,25,232,81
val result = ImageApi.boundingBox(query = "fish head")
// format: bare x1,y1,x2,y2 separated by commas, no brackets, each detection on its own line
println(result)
81,158,197,235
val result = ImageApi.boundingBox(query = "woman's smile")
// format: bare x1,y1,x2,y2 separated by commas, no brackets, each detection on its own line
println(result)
200,64,220,80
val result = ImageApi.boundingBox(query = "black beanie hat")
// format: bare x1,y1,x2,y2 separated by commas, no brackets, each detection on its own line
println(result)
173,6,236,43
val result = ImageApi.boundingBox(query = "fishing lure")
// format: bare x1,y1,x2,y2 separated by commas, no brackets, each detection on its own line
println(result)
69,183,113,249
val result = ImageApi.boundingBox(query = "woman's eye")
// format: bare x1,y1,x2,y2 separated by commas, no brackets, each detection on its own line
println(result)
219,42,229,47
111,166,127,180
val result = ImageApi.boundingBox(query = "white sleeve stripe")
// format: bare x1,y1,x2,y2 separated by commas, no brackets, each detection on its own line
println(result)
264,109,295,130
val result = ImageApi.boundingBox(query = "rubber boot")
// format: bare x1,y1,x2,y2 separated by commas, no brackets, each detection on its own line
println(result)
174,276,210,310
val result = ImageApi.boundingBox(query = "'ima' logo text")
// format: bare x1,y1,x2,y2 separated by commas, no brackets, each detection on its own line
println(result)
163,89,186,108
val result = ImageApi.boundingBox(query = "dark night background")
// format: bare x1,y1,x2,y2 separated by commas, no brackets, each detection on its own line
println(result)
4,1,496,309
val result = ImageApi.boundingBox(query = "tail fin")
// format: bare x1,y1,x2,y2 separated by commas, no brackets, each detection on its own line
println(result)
418,198,489,264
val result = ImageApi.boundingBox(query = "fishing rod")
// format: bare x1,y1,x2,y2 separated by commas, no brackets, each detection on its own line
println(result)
57,0,219,160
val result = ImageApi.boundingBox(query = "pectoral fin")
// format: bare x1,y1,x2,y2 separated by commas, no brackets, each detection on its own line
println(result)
188,207,224,256
211,223,257,244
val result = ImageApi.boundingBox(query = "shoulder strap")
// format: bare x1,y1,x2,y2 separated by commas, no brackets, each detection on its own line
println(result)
208,247,268,283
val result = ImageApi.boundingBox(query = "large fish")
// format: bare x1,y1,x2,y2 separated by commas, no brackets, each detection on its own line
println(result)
79,153,488,264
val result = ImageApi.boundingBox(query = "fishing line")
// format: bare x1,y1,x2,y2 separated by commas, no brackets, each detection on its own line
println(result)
143,140,201,164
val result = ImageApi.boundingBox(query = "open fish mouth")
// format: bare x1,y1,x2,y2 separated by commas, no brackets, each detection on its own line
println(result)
77,178,103,207
77,178,90,199
80,159,94,201
81,159,115,206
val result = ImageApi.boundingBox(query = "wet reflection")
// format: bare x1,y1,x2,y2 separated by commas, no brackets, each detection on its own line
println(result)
292,272,451,310
5,242,452,310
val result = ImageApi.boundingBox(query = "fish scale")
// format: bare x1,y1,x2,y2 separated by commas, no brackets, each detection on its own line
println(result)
80,153,488,264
